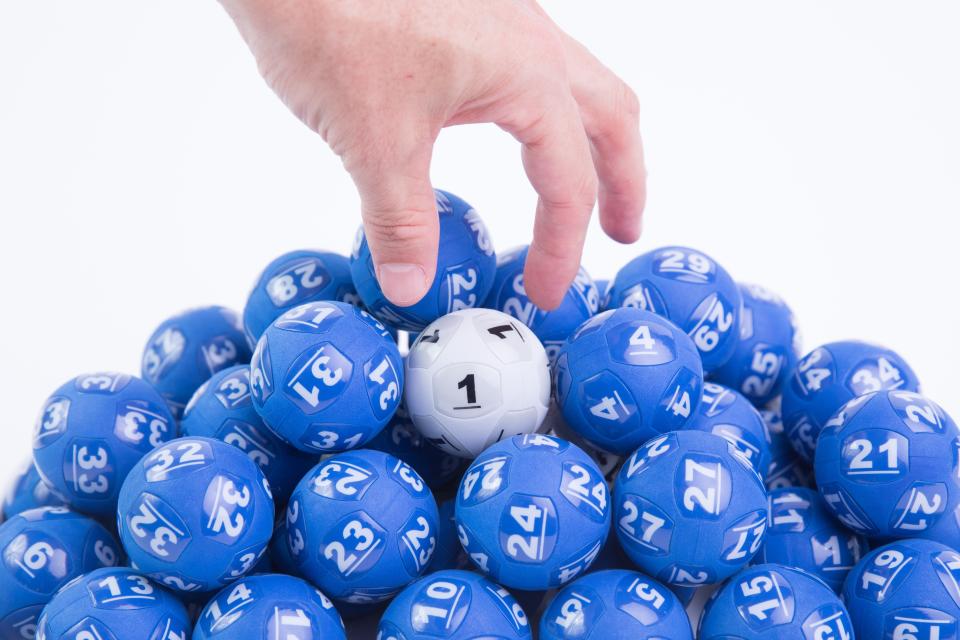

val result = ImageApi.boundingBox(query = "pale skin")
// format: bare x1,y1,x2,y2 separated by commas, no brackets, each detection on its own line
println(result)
219,0,646,310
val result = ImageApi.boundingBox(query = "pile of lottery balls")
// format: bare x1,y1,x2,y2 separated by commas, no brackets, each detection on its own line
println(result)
2,188,958,640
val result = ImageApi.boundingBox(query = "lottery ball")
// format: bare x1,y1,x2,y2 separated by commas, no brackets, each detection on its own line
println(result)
814,390,960,539
699,563,854,639
181,365,316,505
757,487,867,592
613,430,768,587
762,403,814,490
780,340,919,461
544,405,623,484
350,189,496,332
553,307,703,456
142,306,251,418
243,249,357,347
32,372,177,517
428,499,469,573
250,300,403,454
454,434,611,591
711,283,801,406
3,461,66,520
284,449,440,604
116,436,275,593
484,245,599,364
608,246,742,372
36,567,190,640
366,404,465,489
594,279,612,311
688,382,771,479
539,569,693,640
193,574,346,640
405,308,550,459
378,570,532,639
0,507,122,638
843,538,960,639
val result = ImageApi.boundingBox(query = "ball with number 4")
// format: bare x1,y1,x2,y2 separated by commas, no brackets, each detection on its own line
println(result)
699,563,854,639
405,308,551,459
378,570,532,639
32,372,177,517
814,390,960,539
454,434,611,591
36,567,190,640
608,246,742,372
193,573,346,640
539,569,693,639
614,430,768,587
250,300,403,454
284,449,439,604
780,340,919,461
0,507,122,639
116,436,275,594
553,307,703,456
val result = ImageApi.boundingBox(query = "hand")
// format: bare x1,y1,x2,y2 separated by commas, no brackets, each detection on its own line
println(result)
219,0,645,309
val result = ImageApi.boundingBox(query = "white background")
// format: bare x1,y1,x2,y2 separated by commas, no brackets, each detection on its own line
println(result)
2,0,958,495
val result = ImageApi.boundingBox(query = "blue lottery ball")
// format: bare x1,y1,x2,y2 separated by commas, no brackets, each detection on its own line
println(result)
699,563,854,639
142,306,252,418
0,507,122,638
554,307,704,456
613,430,768,587
711,283,801,406
814,390,960,539
193,573,346,640
758,487,868,592
689,382,772,479
594,279,612,311
284,449,440,604
181,365,316,505
454,434,611,591
539,569,693,640
484,245,599,364
427,499,469,574
116,436,275,594
37,567,189,639
761,403,814,491
250,300,403,454
608,246,742,372
268,519,298,577
349,189,497,332
843,538,960,639
32,372,178,517
3,462,66,520
243,249,357,348
378,570,532,639
781,340,919,461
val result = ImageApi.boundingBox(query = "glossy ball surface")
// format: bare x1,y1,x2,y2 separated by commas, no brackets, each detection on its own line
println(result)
455,434,611,591
181,365,316,504
32,372,177,517
405,308,551,459
781,340,919,461
613,430,768,586
554,307,703,456
377,570,532,639
116,436,275,593
700,563,854,639
815,390,960,538
0,507,122,639
843,538,960,640
539,569,693,640
484,245,599,364
243,249,357,348
141,306,251,418
284,449,439,604
36,567,189,640
711,283,801,405
3,462,66,520
689,382,771,479
350,189,496,332
608,246,742,372
250,300,403,454
193,574,346,640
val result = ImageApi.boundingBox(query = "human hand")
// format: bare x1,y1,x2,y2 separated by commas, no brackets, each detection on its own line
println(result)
219,0,645,309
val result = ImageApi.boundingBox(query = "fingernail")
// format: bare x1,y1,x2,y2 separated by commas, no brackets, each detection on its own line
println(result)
377,263,429,307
